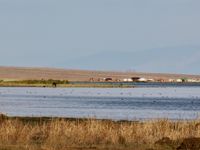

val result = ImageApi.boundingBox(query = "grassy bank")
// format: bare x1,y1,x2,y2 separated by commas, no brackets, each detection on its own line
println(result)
0,115,200,150
0,79,134,88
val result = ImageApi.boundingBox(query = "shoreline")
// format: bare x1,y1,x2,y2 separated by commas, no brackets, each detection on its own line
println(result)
0,82,135,88
0,114,139,124
1,82,200,88
0,84,134,88
2,114,199,122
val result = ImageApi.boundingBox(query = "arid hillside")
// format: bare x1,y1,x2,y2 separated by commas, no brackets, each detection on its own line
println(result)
0,66,199,81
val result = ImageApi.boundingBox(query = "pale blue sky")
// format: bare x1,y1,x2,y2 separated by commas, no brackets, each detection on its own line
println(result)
0,0,200,74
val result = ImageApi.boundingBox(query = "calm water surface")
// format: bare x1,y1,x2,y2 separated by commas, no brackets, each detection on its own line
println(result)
0,86,200,120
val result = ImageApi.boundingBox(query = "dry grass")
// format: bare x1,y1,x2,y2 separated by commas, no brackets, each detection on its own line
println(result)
0,117,200,150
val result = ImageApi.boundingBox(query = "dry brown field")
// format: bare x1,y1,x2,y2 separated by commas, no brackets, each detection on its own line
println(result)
0,66,199,81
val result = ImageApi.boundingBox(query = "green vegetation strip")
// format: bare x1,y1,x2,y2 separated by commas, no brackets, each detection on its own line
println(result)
0,79,134,88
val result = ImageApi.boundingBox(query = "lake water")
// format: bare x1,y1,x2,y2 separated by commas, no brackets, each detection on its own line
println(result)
0,86,200,120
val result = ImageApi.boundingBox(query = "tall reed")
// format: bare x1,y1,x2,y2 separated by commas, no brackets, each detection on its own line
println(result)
0,118,200,150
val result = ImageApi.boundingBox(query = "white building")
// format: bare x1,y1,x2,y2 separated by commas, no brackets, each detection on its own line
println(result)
169,79,175,82
147,79,154,82
176,79,183,83
138,78,148,82
123,78,133,82
187,79,198,83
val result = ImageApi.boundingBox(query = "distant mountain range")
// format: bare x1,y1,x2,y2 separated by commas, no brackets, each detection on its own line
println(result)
64,47,200,74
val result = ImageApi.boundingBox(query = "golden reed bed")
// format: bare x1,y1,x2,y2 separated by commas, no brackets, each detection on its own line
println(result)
0,115,200,150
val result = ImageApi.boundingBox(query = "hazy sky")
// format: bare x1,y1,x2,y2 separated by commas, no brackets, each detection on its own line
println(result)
0,0,200,73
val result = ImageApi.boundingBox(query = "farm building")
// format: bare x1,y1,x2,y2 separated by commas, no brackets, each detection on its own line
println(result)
176,79,183,82
103,78,113,82
123,78,133,82
131,77,148,82
138,78,148,82
131,77,140,82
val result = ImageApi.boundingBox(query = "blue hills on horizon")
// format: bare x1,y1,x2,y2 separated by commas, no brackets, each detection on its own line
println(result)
64,47,200,75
